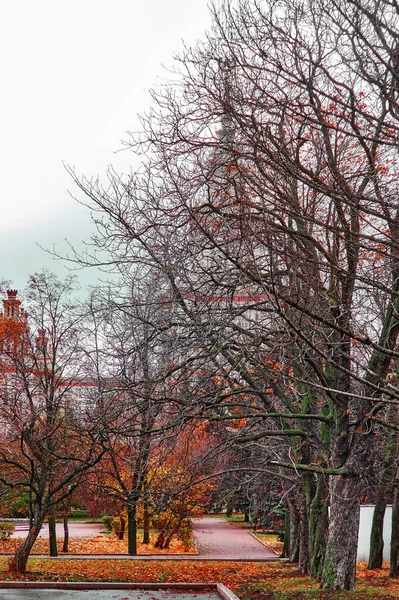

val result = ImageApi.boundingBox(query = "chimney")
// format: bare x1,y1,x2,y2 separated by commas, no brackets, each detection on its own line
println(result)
3,290,21,319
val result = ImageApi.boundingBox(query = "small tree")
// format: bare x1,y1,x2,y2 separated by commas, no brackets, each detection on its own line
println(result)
0,272,109,573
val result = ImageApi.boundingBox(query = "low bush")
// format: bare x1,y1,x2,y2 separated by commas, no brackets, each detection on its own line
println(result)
101,515,114,531
0,522,15,539
178,526,192,551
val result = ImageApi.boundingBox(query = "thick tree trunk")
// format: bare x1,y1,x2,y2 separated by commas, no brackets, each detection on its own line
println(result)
307,477,329,580
62,515,69,553
48,515,57,557
9,505,45,573
127,503,137,555
321,475,361,590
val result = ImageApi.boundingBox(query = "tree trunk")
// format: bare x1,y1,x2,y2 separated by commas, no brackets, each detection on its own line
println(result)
288,498,300,562
48,515,57,557
62,515,69,553
369,415,398,569
282,505,290,558
307,477,329,580
321,475,361,590
369,495,387,570
143,498,150,544
9,505,45,573
390,483,399,576
298,504,309,574
127,503,137,555
118,515,126,540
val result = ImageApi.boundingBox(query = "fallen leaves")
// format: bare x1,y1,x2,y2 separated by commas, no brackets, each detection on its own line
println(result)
0,533,194,556
251,533,283,555
0,558,397,599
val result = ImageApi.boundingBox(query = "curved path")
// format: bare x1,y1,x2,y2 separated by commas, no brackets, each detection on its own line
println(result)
191,517,276,559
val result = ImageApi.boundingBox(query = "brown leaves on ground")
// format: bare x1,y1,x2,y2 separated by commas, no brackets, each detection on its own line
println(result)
0,533,194,556
0,559,304,591
0,548,398,599
0,559,397,599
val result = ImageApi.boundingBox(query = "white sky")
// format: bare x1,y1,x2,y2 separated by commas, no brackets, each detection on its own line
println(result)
0,0,211,293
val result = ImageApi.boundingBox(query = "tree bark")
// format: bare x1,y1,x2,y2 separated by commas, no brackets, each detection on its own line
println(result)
62,515,69,553
118,515,126,540
143,497,150,544
369,495,387,569
288,498,300,562
369,413,399,569
9,504,45,573
307,477,329,580
298,503,310,574
282,505,290,558
127,502,137,555
321,475,361,590
48,515,57,557
390,483,399,576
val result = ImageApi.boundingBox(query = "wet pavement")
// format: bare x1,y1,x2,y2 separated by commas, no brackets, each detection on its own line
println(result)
191,518,276,559
8,517,278,561
11,523,103,540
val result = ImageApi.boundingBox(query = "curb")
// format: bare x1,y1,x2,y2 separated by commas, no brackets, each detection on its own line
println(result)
248,533,289,562
248,531,278,555
0,581,240,600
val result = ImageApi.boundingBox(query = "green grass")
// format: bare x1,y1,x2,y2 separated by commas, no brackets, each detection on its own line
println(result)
208,512,249,523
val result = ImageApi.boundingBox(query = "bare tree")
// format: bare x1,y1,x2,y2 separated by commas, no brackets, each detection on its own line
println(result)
0,272,109,573
65,0,399,590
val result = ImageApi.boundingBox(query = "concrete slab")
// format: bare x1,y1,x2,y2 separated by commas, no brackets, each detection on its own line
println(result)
0,584,239,600
0,590,220,600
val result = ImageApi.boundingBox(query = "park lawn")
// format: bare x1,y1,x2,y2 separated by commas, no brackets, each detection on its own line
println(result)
0,558,397,599
251,532,283,556
0,533,194,555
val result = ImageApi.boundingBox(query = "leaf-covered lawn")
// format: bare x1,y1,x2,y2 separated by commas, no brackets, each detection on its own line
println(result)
251,533,283,556
0,558,397,599
0,533,193,555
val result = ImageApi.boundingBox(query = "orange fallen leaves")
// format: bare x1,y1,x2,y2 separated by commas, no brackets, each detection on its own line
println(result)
0,558,301,592
0,534,194,556
0,558,397,598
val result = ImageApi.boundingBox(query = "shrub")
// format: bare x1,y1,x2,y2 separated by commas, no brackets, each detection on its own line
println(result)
178,526,192,551
101,515,114,531
0,522,15,539
111,516,127,539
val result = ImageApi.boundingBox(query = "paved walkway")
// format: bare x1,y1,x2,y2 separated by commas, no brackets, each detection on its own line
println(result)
7,517,278,561
12,523,103,540
191,517,276,559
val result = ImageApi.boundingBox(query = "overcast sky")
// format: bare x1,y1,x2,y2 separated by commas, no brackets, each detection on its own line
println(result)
0,0,211,294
